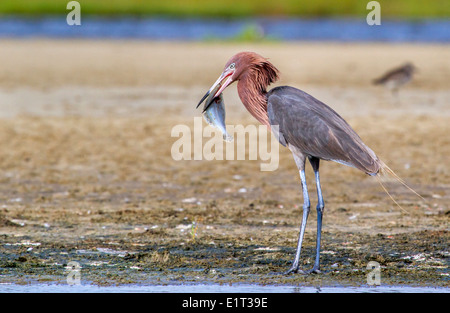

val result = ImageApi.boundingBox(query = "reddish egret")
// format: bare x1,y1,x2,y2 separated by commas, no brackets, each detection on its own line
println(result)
197,52,386,274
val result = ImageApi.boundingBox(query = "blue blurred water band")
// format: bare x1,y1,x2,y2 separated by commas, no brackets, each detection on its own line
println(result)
0,16,448,42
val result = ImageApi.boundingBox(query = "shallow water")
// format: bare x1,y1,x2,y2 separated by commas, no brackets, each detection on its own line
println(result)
1,283,448,293
0,16,449,42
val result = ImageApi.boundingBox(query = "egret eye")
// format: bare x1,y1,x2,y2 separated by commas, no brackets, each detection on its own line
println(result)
229,63,235,70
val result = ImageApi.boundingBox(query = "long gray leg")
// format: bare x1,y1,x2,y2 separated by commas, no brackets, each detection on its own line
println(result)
309,157,325,273
285,150,310,274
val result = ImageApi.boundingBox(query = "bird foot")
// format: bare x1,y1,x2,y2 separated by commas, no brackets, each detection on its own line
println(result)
284,267,298,275
284,266,321,275
307,267,322,274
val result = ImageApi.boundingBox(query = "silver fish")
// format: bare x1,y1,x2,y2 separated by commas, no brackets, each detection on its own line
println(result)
202,85,233,142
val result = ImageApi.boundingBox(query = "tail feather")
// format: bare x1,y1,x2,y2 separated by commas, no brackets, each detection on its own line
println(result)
375,174,410,214
375,160,426,213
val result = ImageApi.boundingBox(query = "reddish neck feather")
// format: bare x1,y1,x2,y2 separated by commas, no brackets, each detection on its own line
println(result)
235,58,279,127
237,77,270,126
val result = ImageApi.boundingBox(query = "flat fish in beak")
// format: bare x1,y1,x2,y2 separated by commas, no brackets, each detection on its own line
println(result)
203,85,233,142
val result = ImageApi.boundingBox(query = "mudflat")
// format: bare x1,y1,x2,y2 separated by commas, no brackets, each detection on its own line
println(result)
0,40,448,287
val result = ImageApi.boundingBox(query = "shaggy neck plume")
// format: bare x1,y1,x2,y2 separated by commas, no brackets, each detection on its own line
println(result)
237,77,269,126
236,60,279,127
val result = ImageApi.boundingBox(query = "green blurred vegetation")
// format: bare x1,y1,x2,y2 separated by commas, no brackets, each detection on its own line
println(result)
204,24,279,42
0,0,448,18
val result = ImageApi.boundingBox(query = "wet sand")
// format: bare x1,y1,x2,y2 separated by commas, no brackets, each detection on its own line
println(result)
0,40,448,288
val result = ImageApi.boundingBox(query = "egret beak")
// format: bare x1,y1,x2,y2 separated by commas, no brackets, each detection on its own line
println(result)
196,69,234,110
201,84,221,113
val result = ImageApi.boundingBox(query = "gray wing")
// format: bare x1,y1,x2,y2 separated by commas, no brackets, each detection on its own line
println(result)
267,86,381,175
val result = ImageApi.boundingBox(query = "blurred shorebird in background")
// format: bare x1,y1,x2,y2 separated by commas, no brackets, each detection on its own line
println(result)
373,62,417,95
